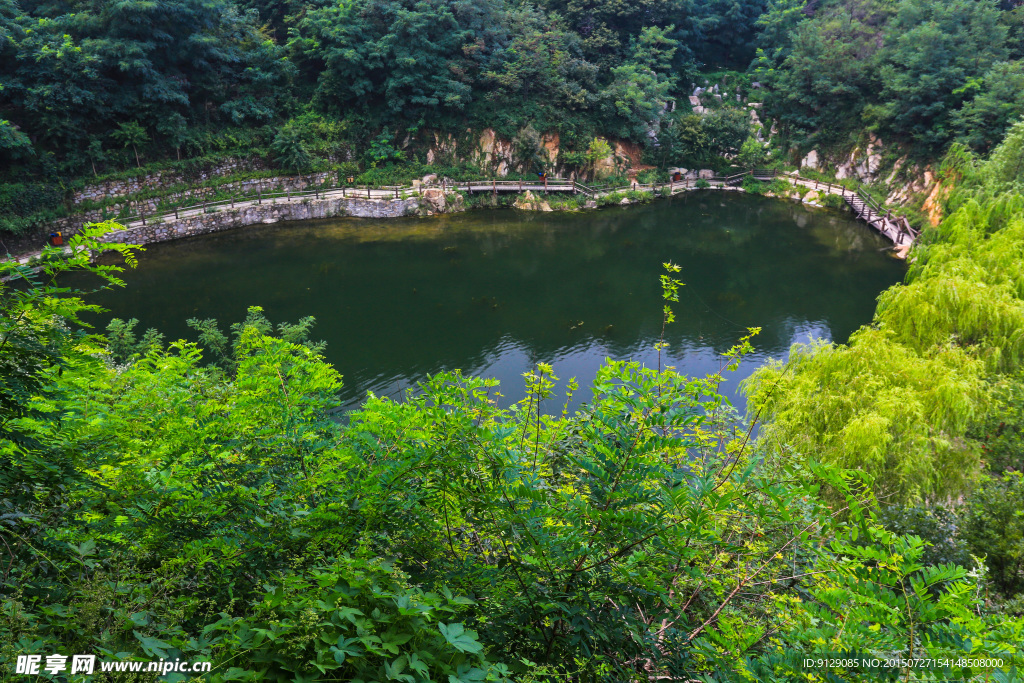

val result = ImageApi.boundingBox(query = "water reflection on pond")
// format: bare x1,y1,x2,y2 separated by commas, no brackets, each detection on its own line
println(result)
87,193,905,415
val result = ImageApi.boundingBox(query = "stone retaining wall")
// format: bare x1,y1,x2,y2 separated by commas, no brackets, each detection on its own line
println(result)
51,172,338,235
72,158,265,203
99,195,421,246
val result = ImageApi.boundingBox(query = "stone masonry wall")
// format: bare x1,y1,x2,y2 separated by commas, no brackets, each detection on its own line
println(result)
52,172,337,235
72,158,266,203
99,196,421,246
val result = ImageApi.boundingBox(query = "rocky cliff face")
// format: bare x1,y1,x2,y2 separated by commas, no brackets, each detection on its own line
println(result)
420,128,642,180
800,135,949,226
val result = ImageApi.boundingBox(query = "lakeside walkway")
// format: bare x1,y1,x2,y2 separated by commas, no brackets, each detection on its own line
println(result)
12,170,913,268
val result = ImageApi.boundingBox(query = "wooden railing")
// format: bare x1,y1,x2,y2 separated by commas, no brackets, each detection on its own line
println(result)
779,172,917,239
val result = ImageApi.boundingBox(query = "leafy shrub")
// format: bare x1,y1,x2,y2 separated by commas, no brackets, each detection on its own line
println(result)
0,182,63,217
596,189,652,206
364,132,405,165
962,472,1024,597
635,168,662,184
741,175,764,194
820,193,845,209
206,555,510,683
544,193,586,210
767,178,792,196
875,505,972,568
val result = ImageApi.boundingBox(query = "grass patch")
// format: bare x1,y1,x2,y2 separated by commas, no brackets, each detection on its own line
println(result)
543,193,587,210
820,193,845,210
596,189,654,206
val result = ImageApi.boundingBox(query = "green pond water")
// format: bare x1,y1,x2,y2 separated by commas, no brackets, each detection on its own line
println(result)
86,193,905,415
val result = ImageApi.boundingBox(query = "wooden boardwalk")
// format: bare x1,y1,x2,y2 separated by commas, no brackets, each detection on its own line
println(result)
777,172,916,248
115,170,916,252
660,170,916,249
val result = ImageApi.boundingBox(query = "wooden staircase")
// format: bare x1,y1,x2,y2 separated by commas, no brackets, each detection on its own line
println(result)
841,189,915,247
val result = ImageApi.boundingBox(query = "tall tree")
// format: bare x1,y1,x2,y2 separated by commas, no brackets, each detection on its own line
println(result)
0,0,292,173
291,0,508,121
871,0,1008,151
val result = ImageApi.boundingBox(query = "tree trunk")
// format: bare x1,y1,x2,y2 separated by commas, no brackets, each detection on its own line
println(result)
133,145,141,168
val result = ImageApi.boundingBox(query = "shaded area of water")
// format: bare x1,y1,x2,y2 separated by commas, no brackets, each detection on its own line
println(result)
85,193,905,414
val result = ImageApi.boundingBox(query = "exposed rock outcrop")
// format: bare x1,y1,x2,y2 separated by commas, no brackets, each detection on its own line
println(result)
473,128,513,175
513,190,552,212
804,135,949,225
835,134,883,181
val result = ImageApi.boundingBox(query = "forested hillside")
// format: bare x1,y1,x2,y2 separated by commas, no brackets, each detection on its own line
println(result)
2,0,1023,178
5,0,1024,681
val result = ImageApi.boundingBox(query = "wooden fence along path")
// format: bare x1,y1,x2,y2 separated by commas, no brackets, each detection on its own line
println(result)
117,169,916,250
767,171,918,248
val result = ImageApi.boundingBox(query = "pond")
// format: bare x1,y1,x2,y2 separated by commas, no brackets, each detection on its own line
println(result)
85,193,906,416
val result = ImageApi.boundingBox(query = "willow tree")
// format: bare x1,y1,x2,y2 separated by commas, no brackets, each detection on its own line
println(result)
744,120,1024,505
743,332,986,504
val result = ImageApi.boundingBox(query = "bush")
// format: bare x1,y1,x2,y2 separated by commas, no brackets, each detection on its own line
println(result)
741,175,765,194
635,168,662,184
206,555,510,682
596,189,652,206
767,178,792,196
0,182,64,217
962,472,1024,597
545,194,586,210
820,193,845,209
876,505,972,568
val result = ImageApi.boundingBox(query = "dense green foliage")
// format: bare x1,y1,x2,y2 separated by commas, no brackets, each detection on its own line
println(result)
4,0,1022,190
0,0,1021,248
743,121,1024,615
6,0,1024,674
4,249,1024,680
756,0,1024,154
0,0,292,170
0,0,760,179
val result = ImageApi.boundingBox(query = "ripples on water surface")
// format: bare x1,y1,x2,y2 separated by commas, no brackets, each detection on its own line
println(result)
86,193,906,414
